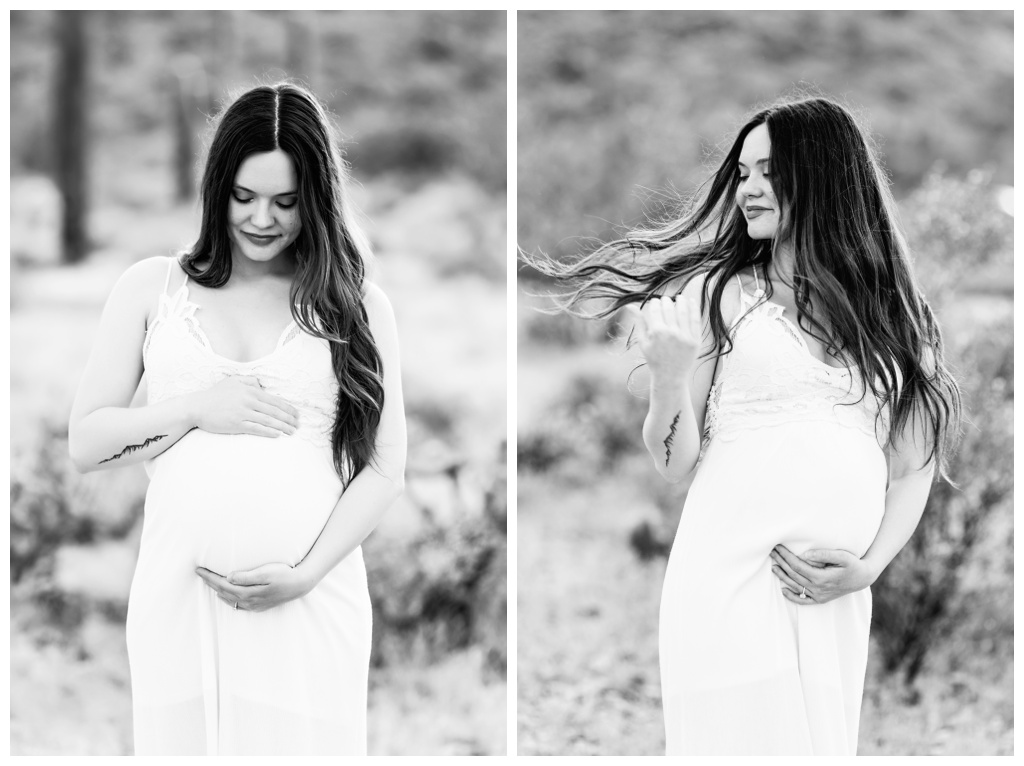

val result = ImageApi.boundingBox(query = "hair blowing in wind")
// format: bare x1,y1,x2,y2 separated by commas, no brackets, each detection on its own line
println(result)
524,96,962,479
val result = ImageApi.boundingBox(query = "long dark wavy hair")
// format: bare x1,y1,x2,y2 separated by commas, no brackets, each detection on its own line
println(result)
181,82,384,485
526,96,961,478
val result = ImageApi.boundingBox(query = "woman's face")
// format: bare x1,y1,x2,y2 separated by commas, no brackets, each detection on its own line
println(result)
227,149,302,264
736,124,781,241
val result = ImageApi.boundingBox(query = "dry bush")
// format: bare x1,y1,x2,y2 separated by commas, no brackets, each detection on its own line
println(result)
365,442,507,676
870,173,1013,686
517,373,647,479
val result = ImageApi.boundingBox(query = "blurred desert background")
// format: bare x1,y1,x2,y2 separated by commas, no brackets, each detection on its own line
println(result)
517,10,1012,756
10,10,506,756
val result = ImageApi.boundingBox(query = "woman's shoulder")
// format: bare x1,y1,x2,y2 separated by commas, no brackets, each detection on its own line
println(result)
108,256,178,305
120,255,177,283
361,281,396,323
92,256,179,328
361,280,390,308
360,281,399,346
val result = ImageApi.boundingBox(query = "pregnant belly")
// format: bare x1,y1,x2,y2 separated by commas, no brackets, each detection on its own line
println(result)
142,430,343,574
675,421,887,569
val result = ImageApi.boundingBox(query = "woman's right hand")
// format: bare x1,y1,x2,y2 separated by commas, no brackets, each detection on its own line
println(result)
636,295,702,382
189,375,300,437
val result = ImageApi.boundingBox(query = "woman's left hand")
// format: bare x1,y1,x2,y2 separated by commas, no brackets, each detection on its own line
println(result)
769,545,877,606
195,562,316,613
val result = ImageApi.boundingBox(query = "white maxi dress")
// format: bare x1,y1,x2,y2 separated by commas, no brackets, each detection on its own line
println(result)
659,271,888,755
127,257,372,755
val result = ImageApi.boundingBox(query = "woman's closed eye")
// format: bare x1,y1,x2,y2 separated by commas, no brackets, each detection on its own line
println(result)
232,194,297,209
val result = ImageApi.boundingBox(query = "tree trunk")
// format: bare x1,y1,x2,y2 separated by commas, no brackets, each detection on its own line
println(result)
54,10,89,264
170,55,209,202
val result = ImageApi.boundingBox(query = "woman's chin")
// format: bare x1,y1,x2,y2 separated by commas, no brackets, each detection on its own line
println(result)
746,228,776,241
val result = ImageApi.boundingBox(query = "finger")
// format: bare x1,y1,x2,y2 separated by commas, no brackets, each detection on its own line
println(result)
659,296,679,329
770,549,813,588
238,421,284,438
642,298,664,330
196,567,245,598
195,566,226,584
773,545,817,581
235,409,292,434
248,424,286,438
802,548,852,568
215,591,244,610
771,564,803,594
249,401,299,432
228,569,271,587
781,586,816,606
675,294,701,340
254,395,301,427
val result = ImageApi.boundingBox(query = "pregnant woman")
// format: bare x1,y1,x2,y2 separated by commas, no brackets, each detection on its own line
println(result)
69,83,406,755
528,97,960,754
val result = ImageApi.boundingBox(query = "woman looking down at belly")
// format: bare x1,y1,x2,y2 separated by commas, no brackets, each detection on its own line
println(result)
69,83,406,755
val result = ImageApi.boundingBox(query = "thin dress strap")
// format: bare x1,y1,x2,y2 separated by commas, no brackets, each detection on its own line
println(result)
162,257,176,295
735,271,757,308
163,256,188,295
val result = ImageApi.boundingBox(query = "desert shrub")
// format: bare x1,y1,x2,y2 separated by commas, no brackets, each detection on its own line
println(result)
871,318,1012,685
365,443,506,675
518,372,648,478
10,423,94,583
901,170,1013,305
517,429,575,475
870,173,1013,685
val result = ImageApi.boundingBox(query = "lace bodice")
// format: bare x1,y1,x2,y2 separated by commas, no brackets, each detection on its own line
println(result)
143,258,338,457
702,272,888,452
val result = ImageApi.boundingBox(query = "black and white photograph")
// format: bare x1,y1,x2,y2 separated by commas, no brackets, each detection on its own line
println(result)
517,10,1012,756
11,10,506,756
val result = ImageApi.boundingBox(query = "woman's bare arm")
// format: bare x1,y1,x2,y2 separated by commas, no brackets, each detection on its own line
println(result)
859,385,937,581
69,257,196,471
641,273,734,483
69,257,300,472
290,282,407,585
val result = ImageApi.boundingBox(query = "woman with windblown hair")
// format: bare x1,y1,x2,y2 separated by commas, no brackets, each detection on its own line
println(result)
68,83,406,755
527,97,960,755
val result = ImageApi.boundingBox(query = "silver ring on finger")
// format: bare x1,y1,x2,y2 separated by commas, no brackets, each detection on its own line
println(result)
800,587,807,599
233,601,238,610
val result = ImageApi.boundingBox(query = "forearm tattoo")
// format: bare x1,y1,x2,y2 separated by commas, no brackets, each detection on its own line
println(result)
663,412,680,466
99,434,167,464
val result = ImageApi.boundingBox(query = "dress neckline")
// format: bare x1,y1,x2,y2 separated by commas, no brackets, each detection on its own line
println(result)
739,268,855,375
168,282,299,366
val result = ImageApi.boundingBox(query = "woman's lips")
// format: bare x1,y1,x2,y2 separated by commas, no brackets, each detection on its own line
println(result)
745,208,771,219
243,232,280,246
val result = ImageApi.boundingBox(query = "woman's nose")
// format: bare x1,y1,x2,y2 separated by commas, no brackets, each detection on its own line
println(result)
251,201,274,228
740,177,763,198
